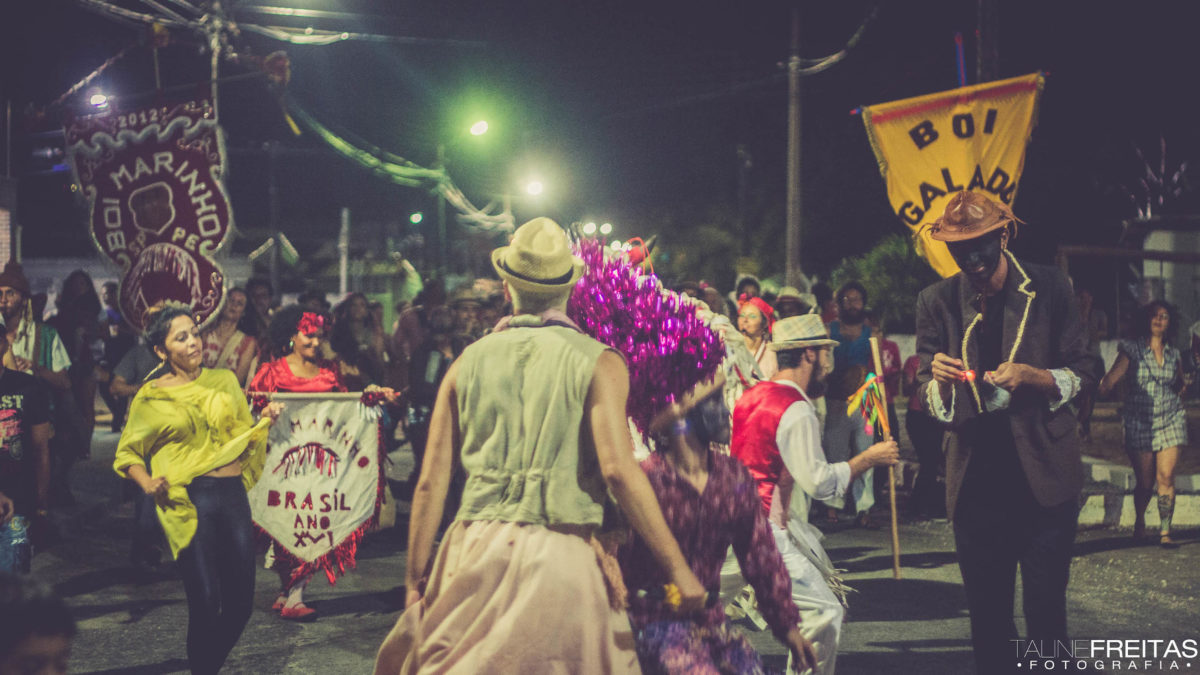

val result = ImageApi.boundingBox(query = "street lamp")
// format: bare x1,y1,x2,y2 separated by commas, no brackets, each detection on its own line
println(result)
436,121,489,276
410,212,424,224
582,222,597,235
525,180,544,196
599,222,613,235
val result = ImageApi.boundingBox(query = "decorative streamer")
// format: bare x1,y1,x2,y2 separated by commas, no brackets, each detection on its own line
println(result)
567,238,724,436
846,372,890,438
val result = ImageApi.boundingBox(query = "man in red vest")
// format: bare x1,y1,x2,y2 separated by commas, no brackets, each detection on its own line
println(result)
731,314,898,675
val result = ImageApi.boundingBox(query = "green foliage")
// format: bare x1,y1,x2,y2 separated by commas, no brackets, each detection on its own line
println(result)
830,234,939,334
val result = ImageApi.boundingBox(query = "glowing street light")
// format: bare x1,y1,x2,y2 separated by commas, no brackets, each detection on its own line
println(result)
525,180,544,196
610,241,622,251
87,90,110,110
582,222,597,235
599,222,613,235
410,212,424,224
469,120,489,136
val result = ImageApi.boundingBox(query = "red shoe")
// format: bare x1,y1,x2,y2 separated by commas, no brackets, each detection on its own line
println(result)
271,596,286,613
279,604,317,622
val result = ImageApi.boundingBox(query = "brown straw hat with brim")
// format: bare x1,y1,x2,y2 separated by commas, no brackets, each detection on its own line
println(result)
491,217,585,294
770,314,838,351
924,191,1024,242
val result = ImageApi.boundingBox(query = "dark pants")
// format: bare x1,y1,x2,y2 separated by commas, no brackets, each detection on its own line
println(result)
905,409,946,517
177,476,256,675
953,433,1079,675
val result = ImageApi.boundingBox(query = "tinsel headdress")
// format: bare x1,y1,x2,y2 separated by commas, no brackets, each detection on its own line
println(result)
567,238,724,436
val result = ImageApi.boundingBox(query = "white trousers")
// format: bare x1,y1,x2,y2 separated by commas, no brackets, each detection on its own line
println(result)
719,526,844,675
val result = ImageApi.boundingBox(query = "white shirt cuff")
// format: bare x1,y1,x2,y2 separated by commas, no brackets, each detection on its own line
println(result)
1047,368,1081,412
925,380,953,423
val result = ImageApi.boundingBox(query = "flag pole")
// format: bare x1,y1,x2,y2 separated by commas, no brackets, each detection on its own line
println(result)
869,337,902,579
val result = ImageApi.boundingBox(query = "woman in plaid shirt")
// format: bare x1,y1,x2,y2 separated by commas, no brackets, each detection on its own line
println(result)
1100,300,1188,548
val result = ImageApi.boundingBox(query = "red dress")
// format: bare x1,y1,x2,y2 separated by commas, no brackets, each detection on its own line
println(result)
248,358,346,394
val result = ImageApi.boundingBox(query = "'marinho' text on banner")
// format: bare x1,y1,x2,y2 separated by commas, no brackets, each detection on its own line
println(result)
862,72,1045,277
65,97,233,331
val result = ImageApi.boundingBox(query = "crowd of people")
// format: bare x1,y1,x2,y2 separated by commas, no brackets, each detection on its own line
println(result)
0,193,1193,674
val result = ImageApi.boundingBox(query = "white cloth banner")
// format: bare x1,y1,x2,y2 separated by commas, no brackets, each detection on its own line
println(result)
249,397,384,569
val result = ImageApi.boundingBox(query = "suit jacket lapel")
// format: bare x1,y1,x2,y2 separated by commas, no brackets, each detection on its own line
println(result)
1001,251,1037,365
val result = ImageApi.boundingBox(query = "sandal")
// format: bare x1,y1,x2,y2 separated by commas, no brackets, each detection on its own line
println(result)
271,596,287,613
280,604,318,622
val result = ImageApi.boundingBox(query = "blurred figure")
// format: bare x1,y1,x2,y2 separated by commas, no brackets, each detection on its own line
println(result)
729,274,761,307
330,293,388,389
297,289,331,314
774,286,810,319
1075,287,1107,441
812,282,837,325
823,281,875,527
903,352,946,520
737,295,777,380
46,271,100,500
0,321,52,575
0,263,71,510
0,573,75,675
392,280,446,373
701,284,731,321
200,288,258,386
448,286,484,342
97,281,135,432
404,305,464,490
241,278,274,345
675,280,702,299
1099,301,1187,547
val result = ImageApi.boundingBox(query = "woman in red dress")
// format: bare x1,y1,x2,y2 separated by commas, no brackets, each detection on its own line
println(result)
248,305,344,621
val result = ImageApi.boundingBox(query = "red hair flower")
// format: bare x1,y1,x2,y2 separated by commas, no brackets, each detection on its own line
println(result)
297,312,325,335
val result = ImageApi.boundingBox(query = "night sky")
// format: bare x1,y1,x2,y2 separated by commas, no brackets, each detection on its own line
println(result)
4,0,1198,290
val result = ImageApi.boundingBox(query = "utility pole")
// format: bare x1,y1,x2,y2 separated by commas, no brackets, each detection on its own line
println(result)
976,0,999,82
785,3,804,287
338,207,350,294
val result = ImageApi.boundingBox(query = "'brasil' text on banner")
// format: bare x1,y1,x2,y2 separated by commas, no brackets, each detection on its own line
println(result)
861,72,1044,277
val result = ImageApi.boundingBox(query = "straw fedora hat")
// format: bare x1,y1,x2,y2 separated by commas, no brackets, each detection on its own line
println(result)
925,191,1024,242
769,314,838,351
491,217,585,294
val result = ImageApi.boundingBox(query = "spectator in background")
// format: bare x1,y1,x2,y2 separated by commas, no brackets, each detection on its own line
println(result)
1099,301,1188,548
404,305,466,491
0,263,72,509
1075,287,1108,441
731,274,761,305
903,352,946,520
330,292,388,389
0,322,53,575
476,291,507,334
823,281,876,527
676,280,702,299
297,289,331,314
737,295,777,381
392,279,446,369
0,573,75,675
242,277,274,346
109,339,166,572
812,282,837,325
46,270,103,465
774,286,811,319
448,286,484,343
98,281,135,432
200,288,258,387
702,284,732,321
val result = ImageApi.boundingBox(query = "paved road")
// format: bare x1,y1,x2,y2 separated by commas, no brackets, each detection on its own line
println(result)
31,430,1200,674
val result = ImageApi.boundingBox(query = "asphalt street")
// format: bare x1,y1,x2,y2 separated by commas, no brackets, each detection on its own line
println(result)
28,429,1200,674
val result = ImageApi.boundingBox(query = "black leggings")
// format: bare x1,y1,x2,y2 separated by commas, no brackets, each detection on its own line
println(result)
177,476,256,675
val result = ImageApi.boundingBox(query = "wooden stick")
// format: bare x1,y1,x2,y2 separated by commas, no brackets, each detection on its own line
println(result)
869,337,902,580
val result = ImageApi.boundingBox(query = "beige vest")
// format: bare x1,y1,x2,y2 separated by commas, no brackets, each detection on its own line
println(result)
455,319,609,526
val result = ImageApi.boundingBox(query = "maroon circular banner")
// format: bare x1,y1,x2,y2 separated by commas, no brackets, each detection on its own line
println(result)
65,97,233,331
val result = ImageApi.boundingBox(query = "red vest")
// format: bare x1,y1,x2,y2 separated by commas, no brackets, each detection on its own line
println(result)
731,381,806,515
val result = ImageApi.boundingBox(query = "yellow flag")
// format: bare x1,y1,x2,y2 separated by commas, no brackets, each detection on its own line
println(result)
862,73,1045,277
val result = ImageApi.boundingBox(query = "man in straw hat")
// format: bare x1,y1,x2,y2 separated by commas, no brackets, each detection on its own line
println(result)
374,217,706,673
913,191,1101,673
731,314,899,675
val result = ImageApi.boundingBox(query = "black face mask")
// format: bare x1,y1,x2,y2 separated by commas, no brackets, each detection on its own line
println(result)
946,230,1004,287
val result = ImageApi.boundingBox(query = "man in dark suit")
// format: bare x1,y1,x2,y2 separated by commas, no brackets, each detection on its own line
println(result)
914,191,1102,674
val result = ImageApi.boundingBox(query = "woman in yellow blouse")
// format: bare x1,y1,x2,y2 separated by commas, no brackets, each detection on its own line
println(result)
113,304,282,675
